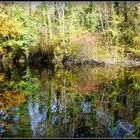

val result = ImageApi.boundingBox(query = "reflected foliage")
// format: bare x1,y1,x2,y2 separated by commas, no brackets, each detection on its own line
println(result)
0,63,140,138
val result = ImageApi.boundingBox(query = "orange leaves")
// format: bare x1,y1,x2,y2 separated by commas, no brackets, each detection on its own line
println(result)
0,90,26,110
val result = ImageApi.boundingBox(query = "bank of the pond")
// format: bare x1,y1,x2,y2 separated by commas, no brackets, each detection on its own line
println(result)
62,59,140,68
1,57,140,69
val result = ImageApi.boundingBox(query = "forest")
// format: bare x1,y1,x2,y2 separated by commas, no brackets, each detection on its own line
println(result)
0,1,140,66
0,1,140,139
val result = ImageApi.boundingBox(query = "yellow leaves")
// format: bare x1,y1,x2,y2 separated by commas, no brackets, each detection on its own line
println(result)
133,36,140,45
0,90,26,110
54,46,61,55
0,13,23,39
0,121,3,126
0,73,5,82
6,124,13,129
0,45,4,54
128,47,140,55
109,91,118,98
0,12,8,19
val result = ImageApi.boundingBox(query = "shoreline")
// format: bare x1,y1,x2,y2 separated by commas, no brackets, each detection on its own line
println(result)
0,58,140,69
63,59,140,68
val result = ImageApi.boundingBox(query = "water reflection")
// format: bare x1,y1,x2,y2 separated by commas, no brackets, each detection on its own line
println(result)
82,101,91,113
0,63,140,138
28,97,47,137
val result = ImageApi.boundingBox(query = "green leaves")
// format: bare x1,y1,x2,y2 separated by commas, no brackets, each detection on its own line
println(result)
134,112,140,136
16,78,41,94
133,83,140,91
3,40,27,47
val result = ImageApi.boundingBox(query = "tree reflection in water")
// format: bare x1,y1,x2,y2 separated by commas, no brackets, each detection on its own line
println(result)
28,96,47,137
0,63,140,138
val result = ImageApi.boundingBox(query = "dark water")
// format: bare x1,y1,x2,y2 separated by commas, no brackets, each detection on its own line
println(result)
0,63,140,138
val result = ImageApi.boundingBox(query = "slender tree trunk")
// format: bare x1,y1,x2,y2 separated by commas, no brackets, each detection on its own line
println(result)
57,2,66,47
98,5,106,40
123,2,128,22
104,2,109,48
29,1,32,16
114,1,120,15
47,3,52,43
62,4,65,46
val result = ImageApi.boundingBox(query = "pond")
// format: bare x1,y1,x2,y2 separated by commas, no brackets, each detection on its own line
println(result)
0,63,140,138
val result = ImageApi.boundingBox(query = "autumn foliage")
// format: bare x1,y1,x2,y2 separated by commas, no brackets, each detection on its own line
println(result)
0,90,26,110
0,13,22,39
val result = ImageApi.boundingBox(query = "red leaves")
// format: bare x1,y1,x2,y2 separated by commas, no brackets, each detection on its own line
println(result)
76,83,100,95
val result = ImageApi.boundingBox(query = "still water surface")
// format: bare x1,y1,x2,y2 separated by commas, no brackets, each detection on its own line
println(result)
0,63,140,138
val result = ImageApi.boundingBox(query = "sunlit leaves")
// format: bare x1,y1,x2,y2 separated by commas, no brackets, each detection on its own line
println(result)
0,13,22,39
133,83,140,91
3,40,27,48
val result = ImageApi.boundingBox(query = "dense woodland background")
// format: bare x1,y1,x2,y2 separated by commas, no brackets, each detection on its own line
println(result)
0,1,140,65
